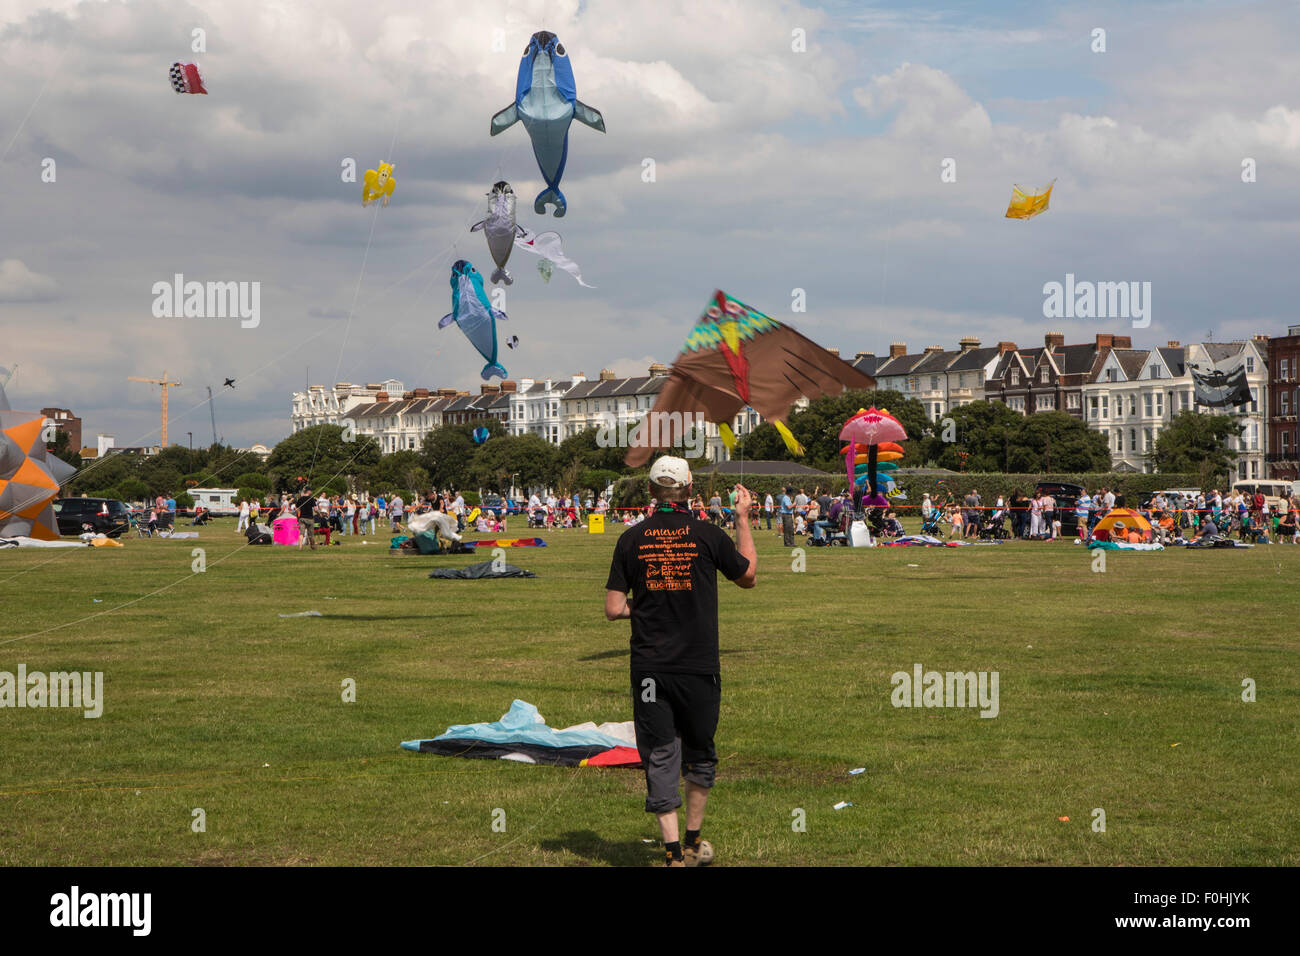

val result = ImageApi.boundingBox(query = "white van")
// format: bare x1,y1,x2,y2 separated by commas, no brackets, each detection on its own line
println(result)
188,487,241,516
1231,480,1293,511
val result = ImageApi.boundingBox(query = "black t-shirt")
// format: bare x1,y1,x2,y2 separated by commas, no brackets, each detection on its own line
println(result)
605,509,750,674
296,495,315,519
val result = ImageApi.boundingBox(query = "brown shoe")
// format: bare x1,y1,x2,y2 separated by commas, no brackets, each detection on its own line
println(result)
683,840,714,867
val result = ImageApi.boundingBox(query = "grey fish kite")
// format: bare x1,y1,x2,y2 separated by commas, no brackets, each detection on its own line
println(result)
490,31,605,217
470,182,526,285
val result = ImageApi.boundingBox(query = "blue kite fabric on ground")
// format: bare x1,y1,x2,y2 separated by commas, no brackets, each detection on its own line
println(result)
1087,541,1165,551
878,535,1002,547
401,699,641,767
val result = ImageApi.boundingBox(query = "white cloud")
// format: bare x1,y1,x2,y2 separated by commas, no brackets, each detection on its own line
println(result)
0,259,57,301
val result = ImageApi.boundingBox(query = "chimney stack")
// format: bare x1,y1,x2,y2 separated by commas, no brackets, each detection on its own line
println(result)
998,341,1018,354
826,347,840,357
480,384,500,396
1095,333,1114,350
959,337,980,352
599,368,616,381
500,380,518,393
1113,335,1132,349
648,362,668,376
923,345,943,355
375,391,389,403
889,343,907,359
1045,331,1065,349
1167,341,1180,348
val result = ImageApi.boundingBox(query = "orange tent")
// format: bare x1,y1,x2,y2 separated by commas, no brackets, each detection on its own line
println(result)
1091,508,1153,542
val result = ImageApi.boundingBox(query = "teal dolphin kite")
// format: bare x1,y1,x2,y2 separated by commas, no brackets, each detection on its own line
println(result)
490,30,605,217
439,260,508,380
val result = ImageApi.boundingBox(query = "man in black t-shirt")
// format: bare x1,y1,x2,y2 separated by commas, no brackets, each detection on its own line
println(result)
605,456,756,867
295,487,318,551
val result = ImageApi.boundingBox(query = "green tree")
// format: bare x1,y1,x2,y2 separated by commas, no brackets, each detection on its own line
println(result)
46,428,82,469
367,450,430,497
920,402,1110,472
1153,411,1243,476
234,472,271,494
116,477,150,503
265,425,381,492
69,453,137,497
418,425,476,490
738,389,930,472
556,427,628,473
467,434,556,493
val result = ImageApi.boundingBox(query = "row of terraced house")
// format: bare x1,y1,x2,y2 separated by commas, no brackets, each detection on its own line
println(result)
289,325,1300,481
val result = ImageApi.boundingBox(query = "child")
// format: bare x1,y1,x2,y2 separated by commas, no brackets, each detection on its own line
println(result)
948,506,963,540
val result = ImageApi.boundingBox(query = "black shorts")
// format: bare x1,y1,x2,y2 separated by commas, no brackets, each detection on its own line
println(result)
631,671,720,755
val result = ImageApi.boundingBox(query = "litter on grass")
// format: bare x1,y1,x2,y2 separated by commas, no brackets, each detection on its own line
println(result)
278,610,323,618
833,801,852,810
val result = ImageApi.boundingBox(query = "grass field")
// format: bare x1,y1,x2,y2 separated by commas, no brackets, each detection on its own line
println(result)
1,519,1297,866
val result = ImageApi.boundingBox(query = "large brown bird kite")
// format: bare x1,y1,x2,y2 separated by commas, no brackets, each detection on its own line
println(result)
625,290,876,467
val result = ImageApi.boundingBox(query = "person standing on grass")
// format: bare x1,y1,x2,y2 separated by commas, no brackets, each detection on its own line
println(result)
604,456,756,868
763,492,774,530
779,485,795,547
295,486,318,551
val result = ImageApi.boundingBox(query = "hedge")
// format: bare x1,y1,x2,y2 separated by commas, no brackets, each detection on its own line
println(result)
611,471,1214,511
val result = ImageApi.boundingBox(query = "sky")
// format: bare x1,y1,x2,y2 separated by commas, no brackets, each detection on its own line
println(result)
1,0,1297,448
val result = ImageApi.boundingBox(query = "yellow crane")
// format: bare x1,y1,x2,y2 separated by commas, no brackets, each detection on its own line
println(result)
127,370,182,447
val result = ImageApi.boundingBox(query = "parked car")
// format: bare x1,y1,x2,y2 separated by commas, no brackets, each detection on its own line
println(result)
480,494,520,515
1034,481,1084,537
52,497,131,537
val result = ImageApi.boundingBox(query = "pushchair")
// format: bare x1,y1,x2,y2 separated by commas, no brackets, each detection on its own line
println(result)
131,511,153,538
979,510,1010,540
920,507,943,537
528,507,547,529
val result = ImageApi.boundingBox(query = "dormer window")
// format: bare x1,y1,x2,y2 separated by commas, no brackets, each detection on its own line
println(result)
1010,369,1020,386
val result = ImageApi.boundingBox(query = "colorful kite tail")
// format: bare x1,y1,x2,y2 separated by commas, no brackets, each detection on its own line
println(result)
481,362,508,381
535,186,566,218
490,266,513,286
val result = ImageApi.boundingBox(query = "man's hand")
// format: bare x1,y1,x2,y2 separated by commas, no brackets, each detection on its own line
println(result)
733,483,753,515
732,484,757,588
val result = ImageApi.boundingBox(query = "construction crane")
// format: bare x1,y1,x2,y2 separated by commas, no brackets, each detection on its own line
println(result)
127,370,182,447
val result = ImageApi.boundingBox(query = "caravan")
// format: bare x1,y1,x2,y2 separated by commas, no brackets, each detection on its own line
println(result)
187,487,241,516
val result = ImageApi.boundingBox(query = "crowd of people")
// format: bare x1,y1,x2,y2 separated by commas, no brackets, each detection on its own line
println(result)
603,482,1300,548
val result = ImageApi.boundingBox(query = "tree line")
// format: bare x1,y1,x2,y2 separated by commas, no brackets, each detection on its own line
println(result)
51,391,1245,504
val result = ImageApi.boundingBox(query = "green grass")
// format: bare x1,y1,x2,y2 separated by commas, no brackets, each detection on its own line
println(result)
1,521,1297,866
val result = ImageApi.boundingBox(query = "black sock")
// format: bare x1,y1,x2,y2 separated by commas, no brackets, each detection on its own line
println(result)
665,841,682,861
684,829,701,848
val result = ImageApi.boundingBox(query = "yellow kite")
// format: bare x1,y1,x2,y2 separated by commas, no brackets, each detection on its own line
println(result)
1005,179,1055,219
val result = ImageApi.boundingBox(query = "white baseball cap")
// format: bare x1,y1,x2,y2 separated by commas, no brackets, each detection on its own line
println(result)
648,455,692,488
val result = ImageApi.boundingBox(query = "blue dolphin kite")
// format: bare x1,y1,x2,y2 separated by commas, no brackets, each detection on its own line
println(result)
439,260,508,380
490,30,605,217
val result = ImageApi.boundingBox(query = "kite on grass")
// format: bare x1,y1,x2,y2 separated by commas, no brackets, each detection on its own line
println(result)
624,290,877,467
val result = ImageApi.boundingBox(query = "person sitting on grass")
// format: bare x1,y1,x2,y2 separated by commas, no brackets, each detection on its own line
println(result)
881,511,904,538
1193,513,1219,541
1279,509,1298,543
